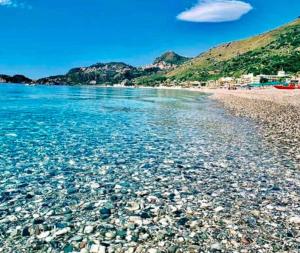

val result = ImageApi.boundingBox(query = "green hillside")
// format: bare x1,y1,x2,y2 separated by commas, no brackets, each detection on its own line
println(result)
167,18,300,82
6,19,300,86
153,51,190,65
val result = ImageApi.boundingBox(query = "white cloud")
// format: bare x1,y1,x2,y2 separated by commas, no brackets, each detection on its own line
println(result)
0,0,13,6
177,0,253,23
0,0,31,8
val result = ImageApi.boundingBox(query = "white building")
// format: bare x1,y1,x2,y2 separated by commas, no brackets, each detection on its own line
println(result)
89,80,97,85
238,73,255,85
277,70,287,77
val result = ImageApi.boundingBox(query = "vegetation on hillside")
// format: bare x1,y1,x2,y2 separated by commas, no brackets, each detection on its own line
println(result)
3,19,300,86
36,52,189,86
153,51,190,65
167,18,300,82
37,63,159,85
134,74,167,86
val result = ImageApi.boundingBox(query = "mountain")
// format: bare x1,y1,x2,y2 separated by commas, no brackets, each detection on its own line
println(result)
0,74,33,84
3,19,300,86
37,62,159,85
153,51,191,68
167,18,300,82
37,52,189,86
132,52,190,86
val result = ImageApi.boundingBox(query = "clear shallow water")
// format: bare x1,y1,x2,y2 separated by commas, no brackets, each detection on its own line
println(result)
0,85,278,171
0,84,299,252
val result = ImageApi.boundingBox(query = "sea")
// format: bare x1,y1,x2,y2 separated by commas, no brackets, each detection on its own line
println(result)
0,84,298,252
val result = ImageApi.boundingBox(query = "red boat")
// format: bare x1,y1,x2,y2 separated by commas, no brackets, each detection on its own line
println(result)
274,83,300,90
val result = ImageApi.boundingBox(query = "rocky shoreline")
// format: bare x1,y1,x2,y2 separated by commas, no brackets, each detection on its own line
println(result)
209,88,300,164
1,87,300,253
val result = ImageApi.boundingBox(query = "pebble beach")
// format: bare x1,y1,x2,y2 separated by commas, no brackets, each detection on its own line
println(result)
0,85,300,253
209,88,300,163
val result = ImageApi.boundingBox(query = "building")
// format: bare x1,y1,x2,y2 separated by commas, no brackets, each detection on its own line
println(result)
238,73,255,85
218,77,237,88
290,75,300,84
89,80,97,85
277,70,287,77
253,70,290,83
0,77,7,83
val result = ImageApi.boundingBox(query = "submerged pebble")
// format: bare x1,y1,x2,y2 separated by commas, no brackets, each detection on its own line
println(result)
0,86,299,252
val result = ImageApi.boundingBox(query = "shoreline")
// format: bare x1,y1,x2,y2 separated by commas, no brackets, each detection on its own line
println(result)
1,84,300,252
2,84,300,160
150,85,300,162
201,87,300,163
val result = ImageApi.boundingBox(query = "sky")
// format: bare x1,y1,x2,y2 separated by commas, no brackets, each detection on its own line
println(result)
0,0,300,79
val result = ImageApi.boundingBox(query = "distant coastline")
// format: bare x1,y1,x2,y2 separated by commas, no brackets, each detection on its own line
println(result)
1,18,300,89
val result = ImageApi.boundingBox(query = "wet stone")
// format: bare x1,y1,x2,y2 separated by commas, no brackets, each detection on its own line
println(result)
168,245,179,253
177,217,189,226
1,88,300,252
100,208,111,219
33,218,45,225
63,244,74,253
22,227,30,237
116,229,127,239
140,211,152,219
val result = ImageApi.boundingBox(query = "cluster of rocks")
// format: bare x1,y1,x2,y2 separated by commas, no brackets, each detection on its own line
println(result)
1,150,300,252
214,94,300,164
0,90,299,252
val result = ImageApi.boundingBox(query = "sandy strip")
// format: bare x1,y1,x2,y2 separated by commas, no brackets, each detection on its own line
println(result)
203,88,300,107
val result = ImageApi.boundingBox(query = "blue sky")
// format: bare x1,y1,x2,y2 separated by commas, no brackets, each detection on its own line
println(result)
0,0,300,78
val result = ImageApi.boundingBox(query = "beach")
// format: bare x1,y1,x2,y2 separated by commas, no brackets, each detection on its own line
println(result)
206,88,300,164
156,86,300,162
1,85,300,252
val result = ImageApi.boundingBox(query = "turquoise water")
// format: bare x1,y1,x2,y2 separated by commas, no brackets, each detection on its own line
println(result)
0,84,298,252
0,85,273,177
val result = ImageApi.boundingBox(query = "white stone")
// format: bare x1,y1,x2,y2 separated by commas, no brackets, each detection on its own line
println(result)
148,249,158,253
90,244,99,253
37,231,50,239
69,160,76,166
125,248,135,253
159,218,169,226
177,237,185,243
126,202,140,211
211,243,222,251
105,231,116,239
99,165,109,175
214,206,224,213
190,220,199,228
129,216,143,226
289,216,300,224
200,202,211,209
54,227,70,236
7,215,18,222
84,225,94,234
91,182,100,189
99,246,106,253
114,184,122,190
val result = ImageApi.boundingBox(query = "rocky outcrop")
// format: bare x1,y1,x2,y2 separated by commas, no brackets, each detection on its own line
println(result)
36,62,159,86
0,74,33,84
151,51,190,70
